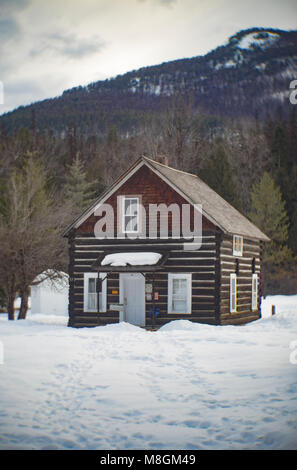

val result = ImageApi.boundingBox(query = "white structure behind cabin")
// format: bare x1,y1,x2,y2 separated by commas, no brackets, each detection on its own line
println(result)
31,272,69,316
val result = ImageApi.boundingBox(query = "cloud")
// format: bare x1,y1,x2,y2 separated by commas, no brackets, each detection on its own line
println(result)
0,18,20,42
0,0,30,43
5,79,43,96
30,32,106,59
0,0,30,12
158,0,177,4
137,0,177,6
0,78,44,113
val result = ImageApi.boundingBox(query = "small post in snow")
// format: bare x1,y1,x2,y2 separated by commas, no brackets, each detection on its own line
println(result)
271,305,276,316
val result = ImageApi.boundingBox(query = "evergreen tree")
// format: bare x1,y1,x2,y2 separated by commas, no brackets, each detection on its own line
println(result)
249,172,294,287
64,153,96,215
201,141,241,210
106,124,119,147
86,153,105,197
103,124,123,184
269,121,297,255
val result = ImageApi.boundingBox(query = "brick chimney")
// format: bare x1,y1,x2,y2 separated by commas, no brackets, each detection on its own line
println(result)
155,154,169,166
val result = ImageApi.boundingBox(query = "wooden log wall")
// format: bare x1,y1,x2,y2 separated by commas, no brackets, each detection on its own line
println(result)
68,230,263,328
68,230,219,328
68,232,75,327
220,234,261,325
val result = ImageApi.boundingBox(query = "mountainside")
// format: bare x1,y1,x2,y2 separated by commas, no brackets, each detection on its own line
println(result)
1,27,297,134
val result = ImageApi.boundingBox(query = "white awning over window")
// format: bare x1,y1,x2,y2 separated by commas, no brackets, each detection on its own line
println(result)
101,252,162,267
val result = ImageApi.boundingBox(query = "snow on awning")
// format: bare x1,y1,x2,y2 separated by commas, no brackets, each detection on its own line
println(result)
101,252,162,267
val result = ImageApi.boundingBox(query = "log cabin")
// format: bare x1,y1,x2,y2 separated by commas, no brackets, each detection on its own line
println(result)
63,156,269,328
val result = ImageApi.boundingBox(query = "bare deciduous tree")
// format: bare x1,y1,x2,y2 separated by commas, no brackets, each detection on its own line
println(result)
0,154,71,320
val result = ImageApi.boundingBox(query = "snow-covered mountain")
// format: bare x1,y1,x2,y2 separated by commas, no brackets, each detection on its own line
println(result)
120,28,296,105
1,27,296,134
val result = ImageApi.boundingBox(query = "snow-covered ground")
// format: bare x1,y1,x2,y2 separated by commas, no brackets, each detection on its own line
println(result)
0,296,296,450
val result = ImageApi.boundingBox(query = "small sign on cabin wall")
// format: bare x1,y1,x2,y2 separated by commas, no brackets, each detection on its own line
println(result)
145,284,153,294
109,304,124,311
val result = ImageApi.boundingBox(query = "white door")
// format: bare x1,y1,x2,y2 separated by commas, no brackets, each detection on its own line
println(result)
120,273,145,326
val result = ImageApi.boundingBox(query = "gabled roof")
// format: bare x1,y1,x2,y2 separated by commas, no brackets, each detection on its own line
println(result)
63,156,269,241
144,157,269,241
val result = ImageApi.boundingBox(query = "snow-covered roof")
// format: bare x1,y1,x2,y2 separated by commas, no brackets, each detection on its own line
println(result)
101,252,162,267
32,270,69,289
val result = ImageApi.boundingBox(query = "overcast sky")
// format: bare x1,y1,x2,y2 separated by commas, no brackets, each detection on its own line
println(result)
0,0,296,115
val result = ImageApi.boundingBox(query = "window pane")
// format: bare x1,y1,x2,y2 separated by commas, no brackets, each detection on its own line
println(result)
88,278,96,293
233,236,243,254
230,275,236,311
88,292,97,310
125,215,138,232
130,200,138,216
173,299,186,311
252,275,257,310
231,298,235,311
124,198,131,214
123,198,139,232
85,274,105,312
87,292,102,311
231,291,235,310
125,198,138,216
172,278,188,312
168,274,191,314
173,279,187,296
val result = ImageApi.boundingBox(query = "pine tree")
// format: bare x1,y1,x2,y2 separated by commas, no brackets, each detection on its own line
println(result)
249,172,294,286
64,153,96,215
271,117,297,256
201,141,241,210
271,125,287,173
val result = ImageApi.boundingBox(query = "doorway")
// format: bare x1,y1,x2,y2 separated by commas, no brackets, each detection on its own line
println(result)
119,273,145,326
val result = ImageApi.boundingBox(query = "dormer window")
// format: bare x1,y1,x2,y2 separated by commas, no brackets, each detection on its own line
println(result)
122,197,139,233
233,235,243,256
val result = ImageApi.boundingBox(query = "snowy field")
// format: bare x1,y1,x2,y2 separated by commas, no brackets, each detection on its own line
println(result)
0,296,296,450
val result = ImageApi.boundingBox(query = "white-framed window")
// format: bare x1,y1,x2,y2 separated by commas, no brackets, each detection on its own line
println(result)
83,273,107,312
168,273,191,314
230,273,237,313
233,235,243,256
252,273,258,311
122,197,139,233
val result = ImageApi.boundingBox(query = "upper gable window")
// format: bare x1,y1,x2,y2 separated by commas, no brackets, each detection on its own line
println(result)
122,197,139,233
233,235,243,256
